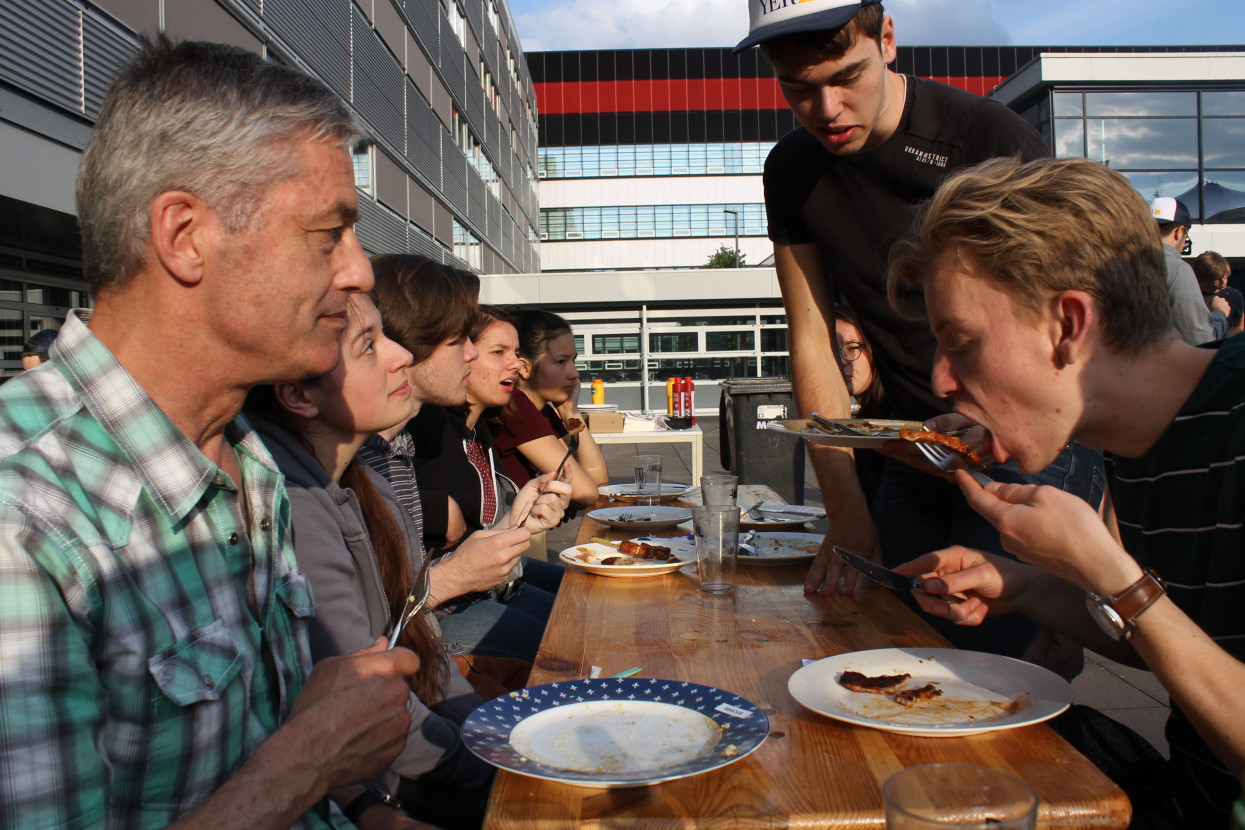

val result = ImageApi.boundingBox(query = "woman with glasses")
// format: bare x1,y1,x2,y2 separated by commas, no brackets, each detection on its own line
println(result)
835,307,886,505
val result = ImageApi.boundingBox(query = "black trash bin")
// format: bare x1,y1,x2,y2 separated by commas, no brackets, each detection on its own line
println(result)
718,377,806,504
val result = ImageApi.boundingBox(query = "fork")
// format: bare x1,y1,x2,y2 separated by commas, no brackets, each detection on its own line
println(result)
388,553,434,649
518,432,579,526
913,440,993,487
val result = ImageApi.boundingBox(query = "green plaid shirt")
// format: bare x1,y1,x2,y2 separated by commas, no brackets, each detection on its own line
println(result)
0,311,345,829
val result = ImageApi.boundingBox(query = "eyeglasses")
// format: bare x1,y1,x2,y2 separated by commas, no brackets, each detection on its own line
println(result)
839,342,864,363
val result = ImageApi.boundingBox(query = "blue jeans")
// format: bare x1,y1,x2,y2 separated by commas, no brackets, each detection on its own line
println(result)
872,442,1105,660
436,557,563,662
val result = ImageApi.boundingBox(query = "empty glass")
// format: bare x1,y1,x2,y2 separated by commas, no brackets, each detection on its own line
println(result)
700,474,739,507
633,455,662,506
883,764,1038,829
691,505,741,594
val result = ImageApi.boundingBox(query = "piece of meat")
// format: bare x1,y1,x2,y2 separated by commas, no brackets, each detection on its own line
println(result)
838,670,911,694
618,540,673,560
893,683,943,707
898,429,982,467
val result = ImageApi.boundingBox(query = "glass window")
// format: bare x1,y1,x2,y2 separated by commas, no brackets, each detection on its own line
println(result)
0,308,23,362
573,335,584,354
1053,92,1083,117
647,356,756,381
1203,91,1245,117
760,328,788,351
649,333,697,352
1085,118,1197,169
1202,118,1245,169
1085,91,1196,118
0,280,21,302
25,284,81,307
1114,171,1200,214
1202,171,1245,223
706,331,755,351
592,333,639,354
352,145,373,193
1053,119,1085,158
761,355,790,378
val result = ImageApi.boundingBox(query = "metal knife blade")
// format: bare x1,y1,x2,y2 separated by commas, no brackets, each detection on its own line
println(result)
832,545,961,604
810,412,867,436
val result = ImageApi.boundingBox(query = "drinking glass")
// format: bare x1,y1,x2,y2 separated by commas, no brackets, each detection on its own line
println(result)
691,505,741,594
883,764,1038,829
700,474,738,507
632,455,663,506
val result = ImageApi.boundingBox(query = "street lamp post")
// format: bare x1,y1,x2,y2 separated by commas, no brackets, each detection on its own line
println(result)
723,208,740,267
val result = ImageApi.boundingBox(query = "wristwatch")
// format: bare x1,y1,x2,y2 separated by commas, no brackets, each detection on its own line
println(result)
1085,569,1166,641
343,787,403,823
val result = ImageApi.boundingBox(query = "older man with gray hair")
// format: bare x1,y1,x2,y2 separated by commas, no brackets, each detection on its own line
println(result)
0,38,422,829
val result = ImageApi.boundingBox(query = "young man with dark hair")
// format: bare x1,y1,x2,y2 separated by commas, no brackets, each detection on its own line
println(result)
891,155,1245,827
736,0,1102,667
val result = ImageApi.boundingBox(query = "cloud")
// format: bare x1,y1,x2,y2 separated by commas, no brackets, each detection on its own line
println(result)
513,0,748,52
511,0,1014,52
886,0,1013,45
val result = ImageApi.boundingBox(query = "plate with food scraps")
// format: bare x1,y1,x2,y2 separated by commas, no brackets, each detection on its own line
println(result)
462,677,769,788
766,418,926,449
741,504,826,531
736,531,824,566
588,505,694,530
559,539,693,578
787,647,1072,737
600,483,693,503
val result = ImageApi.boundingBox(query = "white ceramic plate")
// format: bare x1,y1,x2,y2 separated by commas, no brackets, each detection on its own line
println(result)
588,505,694,530
737,531,823,566
787,647,1073,737
463,678,769,788
559,541,693,578
600,483,692,502
766,418,925,449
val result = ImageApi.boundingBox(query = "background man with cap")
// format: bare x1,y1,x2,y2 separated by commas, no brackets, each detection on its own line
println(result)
1149,195,1227,345
738,0,1103,668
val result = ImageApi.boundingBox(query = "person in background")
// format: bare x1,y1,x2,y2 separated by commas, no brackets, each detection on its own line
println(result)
1192,250,1242,337
0,37,420,829
890,156,1245,827
368,255,569,667
493,308,608,507
834,307,886,505
20,328,57,370
1149,196,1227,344
741,0,1102,670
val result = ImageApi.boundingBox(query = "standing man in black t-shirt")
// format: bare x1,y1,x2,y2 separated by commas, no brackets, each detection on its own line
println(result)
736,0,1103,665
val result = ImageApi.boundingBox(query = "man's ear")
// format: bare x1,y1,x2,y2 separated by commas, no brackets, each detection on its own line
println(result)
1053,290,1095,368
149,190,213,286
273,382,320,420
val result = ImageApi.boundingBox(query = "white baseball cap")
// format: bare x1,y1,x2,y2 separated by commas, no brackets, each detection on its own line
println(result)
734,0,882,53
1149,196,1191,227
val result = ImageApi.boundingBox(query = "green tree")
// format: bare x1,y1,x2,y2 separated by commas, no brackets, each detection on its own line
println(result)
704,245,745,268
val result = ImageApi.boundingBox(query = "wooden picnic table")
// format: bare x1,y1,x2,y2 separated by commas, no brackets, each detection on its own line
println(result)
483,487,1130,828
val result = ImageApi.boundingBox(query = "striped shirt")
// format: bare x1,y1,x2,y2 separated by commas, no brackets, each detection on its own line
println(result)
0,311,342,829
1108,333,1245,824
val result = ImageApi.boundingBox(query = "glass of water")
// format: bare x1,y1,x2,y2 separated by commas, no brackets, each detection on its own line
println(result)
632,454,662,506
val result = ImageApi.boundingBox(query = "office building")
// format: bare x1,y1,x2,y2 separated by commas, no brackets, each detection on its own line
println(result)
0,0,541,376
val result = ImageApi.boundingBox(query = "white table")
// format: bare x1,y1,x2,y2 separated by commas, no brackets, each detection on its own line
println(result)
589,424,704,481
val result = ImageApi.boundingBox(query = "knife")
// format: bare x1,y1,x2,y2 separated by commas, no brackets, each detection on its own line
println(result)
832,545,961,604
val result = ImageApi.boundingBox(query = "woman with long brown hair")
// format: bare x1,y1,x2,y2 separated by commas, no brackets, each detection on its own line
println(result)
247,293,503,827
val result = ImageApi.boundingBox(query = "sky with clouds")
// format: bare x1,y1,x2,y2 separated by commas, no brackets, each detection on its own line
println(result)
505,0,1245,53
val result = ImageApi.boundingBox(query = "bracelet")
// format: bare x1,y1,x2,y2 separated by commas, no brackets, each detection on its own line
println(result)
343,787,403,823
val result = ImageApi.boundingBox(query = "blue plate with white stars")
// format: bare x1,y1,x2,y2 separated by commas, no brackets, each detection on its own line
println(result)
462,677,770,788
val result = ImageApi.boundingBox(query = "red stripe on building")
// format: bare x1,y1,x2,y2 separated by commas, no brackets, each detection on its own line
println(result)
533,76,1009,114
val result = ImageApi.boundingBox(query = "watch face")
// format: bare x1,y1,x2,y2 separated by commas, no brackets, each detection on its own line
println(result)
1086,595,1125,640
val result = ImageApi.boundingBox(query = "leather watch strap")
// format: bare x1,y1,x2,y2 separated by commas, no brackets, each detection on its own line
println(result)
1103,569,1166,638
